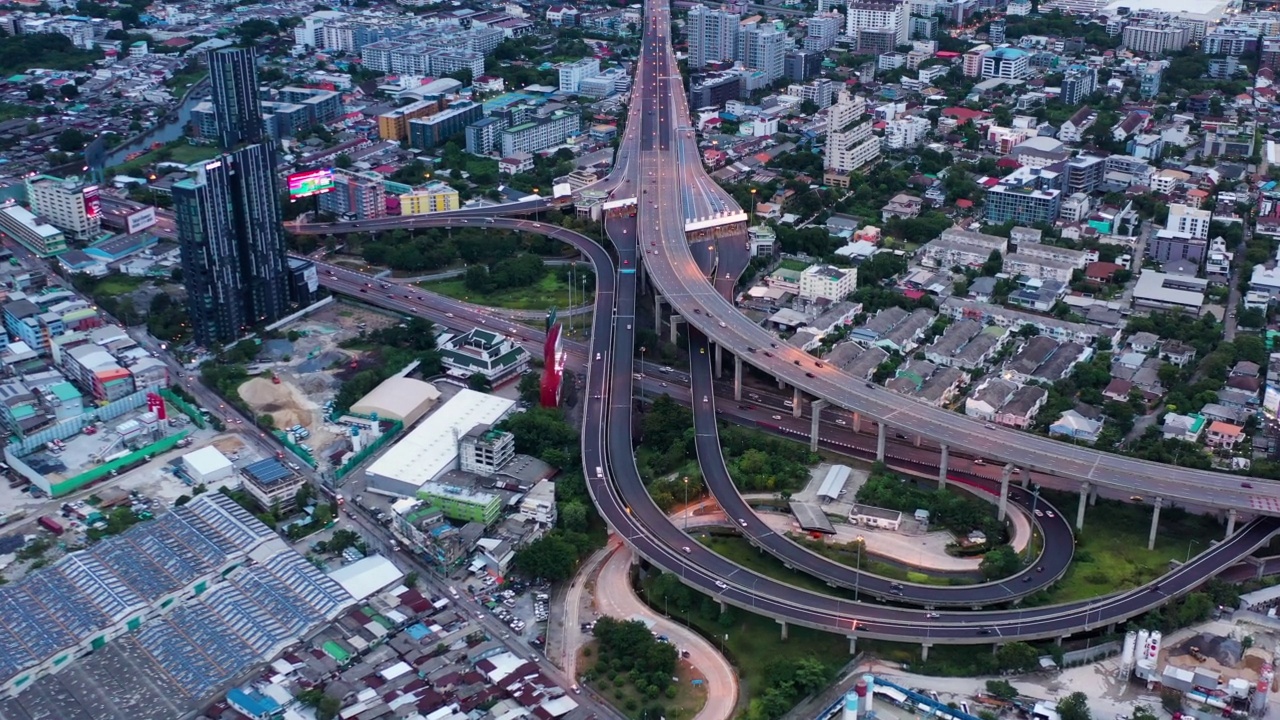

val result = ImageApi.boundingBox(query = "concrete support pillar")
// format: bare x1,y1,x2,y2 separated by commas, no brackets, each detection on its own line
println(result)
1226,508,1238,538
792,386,803,418
998,465,1012,522
1020,470,1030,489
852,412,862,433
913,434,922,448
718,600,726,614
668,315,683,345
810,400,827,452
779,620,788,640
1055,636,1064,647
920,644,930,662
1076,483,1089,531
1148,497,1163,551
876,423,887,462
848,636,857,655
733,355,743,402
714,343,723,380
654,296,664,336
938,444,948,488
1089,485,1098,506
778,377,786,390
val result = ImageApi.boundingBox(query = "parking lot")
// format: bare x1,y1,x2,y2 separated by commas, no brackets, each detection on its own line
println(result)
472,582,552,646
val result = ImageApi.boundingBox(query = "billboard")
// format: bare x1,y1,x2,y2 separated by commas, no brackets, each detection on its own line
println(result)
287,168,335,200
540,322,565,407
82,185,100,220
125,206,156,235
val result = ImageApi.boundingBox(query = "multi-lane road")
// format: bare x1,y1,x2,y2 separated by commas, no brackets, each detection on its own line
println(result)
293,0,1280,642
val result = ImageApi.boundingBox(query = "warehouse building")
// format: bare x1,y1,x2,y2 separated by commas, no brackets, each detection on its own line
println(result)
364,389,516,497
181,446,235,485
0,493,352,701
349,376,441,425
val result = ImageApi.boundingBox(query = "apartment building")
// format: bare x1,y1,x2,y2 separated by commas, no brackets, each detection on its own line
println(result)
823,91,881,187
24,175,100,242
318,169,387,221
400,185,460,215
984,166,1063,225
845,0,910,45
799,264,857,301
500,112,581,156
918,227,1008,269
1123,21,1191,54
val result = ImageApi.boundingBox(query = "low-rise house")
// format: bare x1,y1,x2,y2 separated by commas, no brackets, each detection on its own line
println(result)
851,306,908,345
1159,341,1196,367
1049,409,1104,443
881,193,923,221
1162,412,1206,442
993,385,1047,428
1200,402,1244,424
965,378,1018,420
1127,332,1160,354
875,308,935,354
1206,420,1245,450
915,366,966,407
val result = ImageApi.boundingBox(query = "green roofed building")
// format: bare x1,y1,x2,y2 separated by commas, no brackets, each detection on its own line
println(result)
439,328,531,385
416,481,501,526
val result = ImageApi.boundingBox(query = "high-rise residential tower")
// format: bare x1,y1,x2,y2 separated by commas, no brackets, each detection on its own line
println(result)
174,145,290,345
177,44,291,346
208,46,265,147
687,4,740,68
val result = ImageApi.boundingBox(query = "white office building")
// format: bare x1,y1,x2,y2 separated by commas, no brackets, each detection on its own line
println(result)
738,19,787,84
804,12,843,51
557,58,600,93
1167,203,1211,240
845,0,910,45
24,175,100,242
823,91,881,186
800,264,857,301
883,115,931,149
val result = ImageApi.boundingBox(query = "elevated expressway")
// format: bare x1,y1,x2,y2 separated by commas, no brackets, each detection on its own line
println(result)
294,0,1280,641
629,0,1279,544
589,0,1280,646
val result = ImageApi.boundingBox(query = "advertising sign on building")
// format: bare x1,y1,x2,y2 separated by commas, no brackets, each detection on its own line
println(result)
82,185,100,219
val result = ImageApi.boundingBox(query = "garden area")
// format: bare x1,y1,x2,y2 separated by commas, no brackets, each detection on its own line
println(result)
582,617,702,720
421,260,595,312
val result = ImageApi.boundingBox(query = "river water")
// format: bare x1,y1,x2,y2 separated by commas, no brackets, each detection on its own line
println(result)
103,82,208,168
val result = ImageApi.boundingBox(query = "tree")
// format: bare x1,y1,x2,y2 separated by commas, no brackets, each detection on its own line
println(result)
982,249,1004,277
995,642,1040,673
979,545,1021,580
1132,706,1158,720
467,373,492,392
560,500,588,532
517,371,541,404
59,83,78,100
1160,690,1184,715
1056,692,1091,720
512,532,579,581
26,85,45,102
405,572,419,587
985,680,1018,701
334,153,353,169
56,128,86,152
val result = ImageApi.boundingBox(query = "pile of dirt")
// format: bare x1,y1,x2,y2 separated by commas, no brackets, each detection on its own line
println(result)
238,377,318,431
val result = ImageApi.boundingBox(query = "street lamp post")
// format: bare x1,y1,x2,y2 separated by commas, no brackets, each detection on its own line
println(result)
854,535,865,602
1186,538,1200,562
683,476,689,530
639,346,647,402
749,187,757,225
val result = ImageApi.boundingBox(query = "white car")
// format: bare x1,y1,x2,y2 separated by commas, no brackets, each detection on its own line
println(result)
835,419,848,426
714,581,728,589
595,353,602,360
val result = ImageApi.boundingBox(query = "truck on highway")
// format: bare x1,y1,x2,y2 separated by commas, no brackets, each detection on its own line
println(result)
37,515,64,535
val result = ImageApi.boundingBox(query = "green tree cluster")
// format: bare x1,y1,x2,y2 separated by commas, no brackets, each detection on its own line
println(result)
591,617,679,696
334,318,443,412
856,466,1006,541
464,254,547,294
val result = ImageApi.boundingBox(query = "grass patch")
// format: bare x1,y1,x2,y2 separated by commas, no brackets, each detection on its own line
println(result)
1029,494,1223,604
777,259,809,272
0,103,36,121
110,141,219,175
786,533,973,586
164,67,207,92
420,272,593,311
697,533,858,600
639,572,851,703
91,275,147,296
